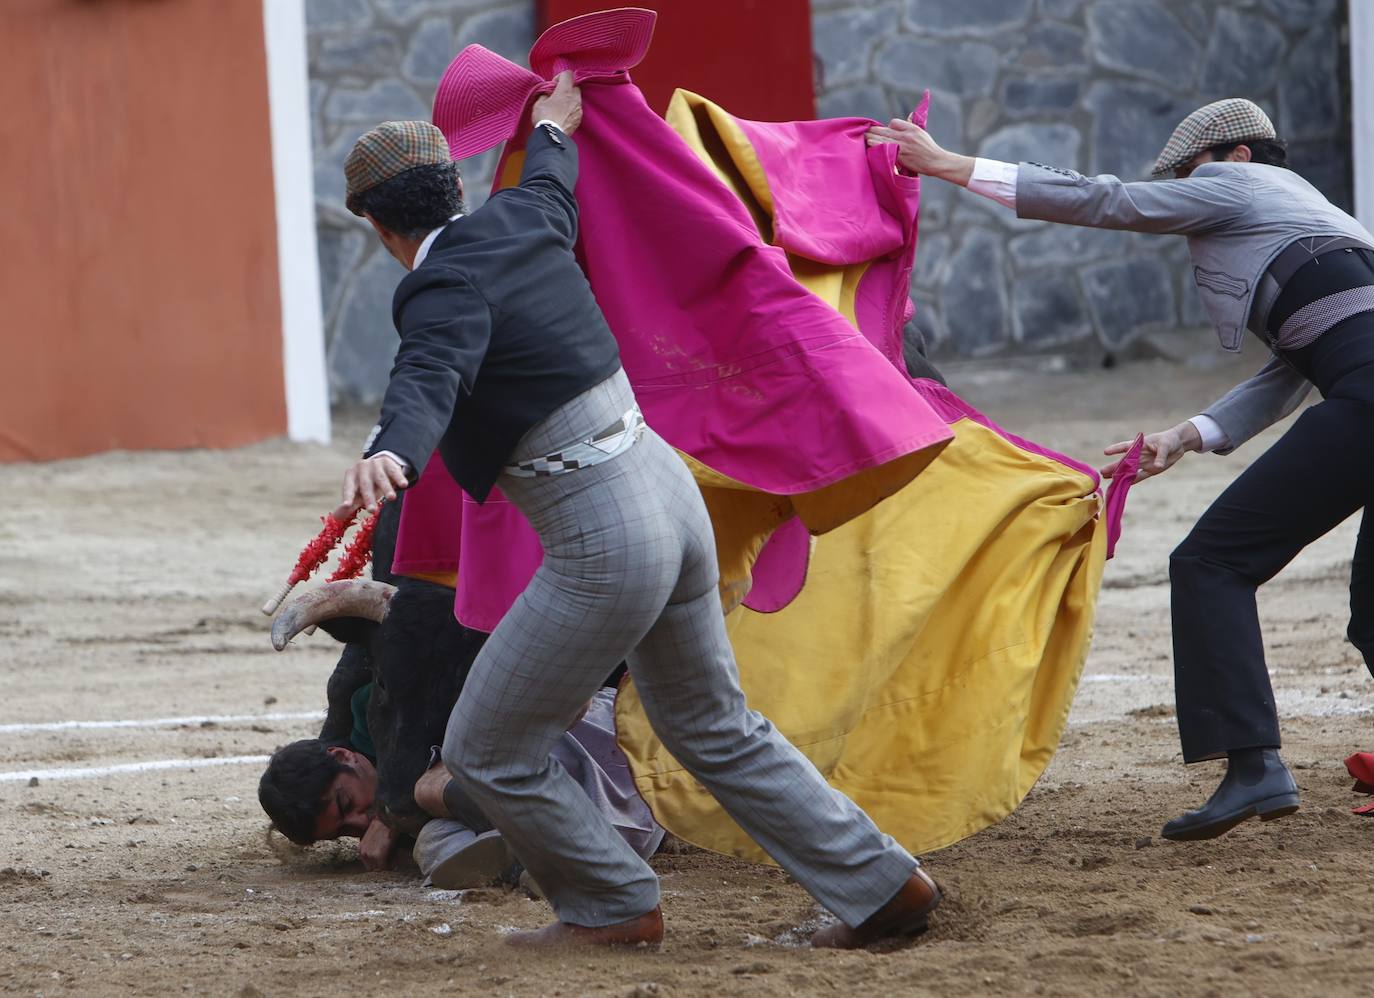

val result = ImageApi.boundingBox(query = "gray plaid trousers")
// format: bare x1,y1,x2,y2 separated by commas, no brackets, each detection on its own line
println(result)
441,370,916,927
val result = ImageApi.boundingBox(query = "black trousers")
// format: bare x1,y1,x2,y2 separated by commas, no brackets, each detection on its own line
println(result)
1171,313,1374,762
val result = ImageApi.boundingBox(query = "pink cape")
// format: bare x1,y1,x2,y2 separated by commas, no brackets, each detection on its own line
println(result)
392,9,1132,630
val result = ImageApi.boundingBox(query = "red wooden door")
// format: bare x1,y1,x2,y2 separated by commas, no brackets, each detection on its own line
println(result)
540,0,815,120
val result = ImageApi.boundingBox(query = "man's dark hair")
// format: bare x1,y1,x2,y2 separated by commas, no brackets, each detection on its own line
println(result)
351,162,465,239
258,739,349,846
1206,137,1288,169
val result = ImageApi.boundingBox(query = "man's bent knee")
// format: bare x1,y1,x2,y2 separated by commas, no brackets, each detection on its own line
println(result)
1169,533,1251,588
413,763,453,819
1169,533,1210,577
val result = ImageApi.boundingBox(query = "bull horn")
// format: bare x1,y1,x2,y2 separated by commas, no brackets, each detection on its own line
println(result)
271,579,396,651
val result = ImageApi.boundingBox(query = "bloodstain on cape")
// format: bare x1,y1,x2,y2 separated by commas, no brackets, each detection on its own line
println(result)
389,7,1142,858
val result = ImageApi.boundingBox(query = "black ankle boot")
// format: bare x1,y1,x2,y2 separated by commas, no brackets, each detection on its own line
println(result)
1161,748,1299,842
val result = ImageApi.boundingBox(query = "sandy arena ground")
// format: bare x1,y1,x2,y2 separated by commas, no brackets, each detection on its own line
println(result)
2,343,1371,997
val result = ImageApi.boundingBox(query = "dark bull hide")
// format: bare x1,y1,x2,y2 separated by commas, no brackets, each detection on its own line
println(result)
271,501,487,835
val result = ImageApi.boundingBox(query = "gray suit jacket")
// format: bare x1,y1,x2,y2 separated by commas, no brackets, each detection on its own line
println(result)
1015,161,1374,451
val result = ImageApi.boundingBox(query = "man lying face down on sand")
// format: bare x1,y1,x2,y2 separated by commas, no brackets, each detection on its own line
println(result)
258,684,663,888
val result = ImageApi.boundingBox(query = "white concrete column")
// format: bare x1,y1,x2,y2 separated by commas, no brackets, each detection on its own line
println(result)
263,0,331,444
1352,0,1374,231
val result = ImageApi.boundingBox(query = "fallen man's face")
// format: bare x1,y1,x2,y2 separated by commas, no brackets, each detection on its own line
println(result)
311,749,379,841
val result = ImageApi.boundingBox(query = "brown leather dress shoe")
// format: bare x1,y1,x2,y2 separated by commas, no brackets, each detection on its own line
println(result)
504,906,664,947
810,869,941,949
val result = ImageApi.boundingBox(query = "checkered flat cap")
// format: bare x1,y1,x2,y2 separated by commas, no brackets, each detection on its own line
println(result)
345,120,451,215
1152,98,1276,177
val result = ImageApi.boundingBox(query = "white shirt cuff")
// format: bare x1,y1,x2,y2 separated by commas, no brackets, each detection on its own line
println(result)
967,158,1019,210
1188,415,1230,453
534,118,565,133
371,450,410,475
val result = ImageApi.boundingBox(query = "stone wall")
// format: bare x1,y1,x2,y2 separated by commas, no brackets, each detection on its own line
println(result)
307,0,535,404
814,0,1353,359
308,0,1353,403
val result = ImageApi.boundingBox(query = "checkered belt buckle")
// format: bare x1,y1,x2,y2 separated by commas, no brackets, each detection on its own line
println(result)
505,404,644,478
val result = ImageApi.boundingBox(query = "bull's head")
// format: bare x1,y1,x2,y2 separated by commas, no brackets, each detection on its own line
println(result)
272,577,486,836
272,579,394,748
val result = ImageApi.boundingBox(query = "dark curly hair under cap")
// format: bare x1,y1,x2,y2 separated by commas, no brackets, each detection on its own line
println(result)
349,162,466,240
1204,136,1288,169
258,739,349,846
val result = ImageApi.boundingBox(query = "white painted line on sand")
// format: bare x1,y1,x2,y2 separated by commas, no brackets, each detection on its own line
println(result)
1080,674,1153,683
0,711,321,735
0,755,271,783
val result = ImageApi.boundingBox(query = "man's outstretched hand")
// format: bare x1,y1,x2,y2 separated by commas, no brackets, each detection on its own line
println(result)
1101,421,1202,482
334,454,409,522
532,70,582,135
866,118,974,185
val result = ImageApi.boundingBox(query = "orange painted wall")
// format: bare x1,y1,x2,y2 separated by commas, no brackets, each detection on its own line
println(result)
0,0,285,462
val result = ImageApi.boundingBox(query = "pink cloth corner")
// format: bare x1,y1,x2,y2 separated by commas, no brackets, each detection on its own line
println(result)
433,8,656,160
740,516,811,614
527,5,656,79
1102,434,1145,560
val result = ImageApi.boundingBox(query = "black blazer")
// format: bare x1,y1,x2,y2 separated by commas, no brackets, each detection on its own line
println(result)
365,123,622,501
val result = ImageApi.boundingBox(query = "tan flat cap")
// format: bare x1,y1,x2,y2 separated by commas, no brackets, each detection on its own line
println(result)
345,120,451,215
1151,98,1276,177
